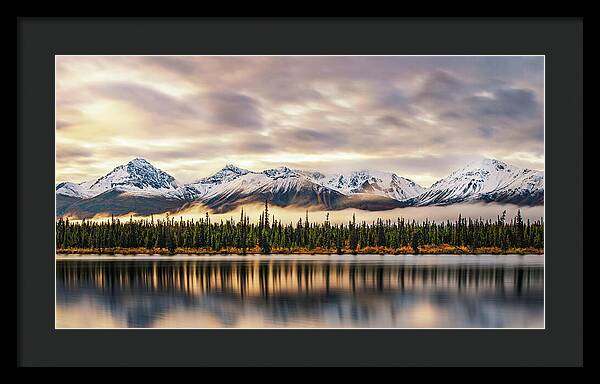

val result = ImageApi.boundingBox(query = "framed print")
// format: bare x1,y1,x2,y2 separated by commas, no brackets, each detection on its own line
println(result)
54,54,545,330
18,17,583,367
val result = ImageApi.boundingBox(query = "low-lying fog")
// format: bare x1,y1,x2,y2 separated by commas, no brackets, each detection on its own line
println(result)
67,203,544,224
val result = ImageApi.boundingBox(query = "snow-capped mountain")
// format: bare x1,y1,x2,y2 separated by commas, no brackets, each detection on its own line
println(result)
56,158,179,199
56,158,187,217
180,164,253,200
54,181,97,199
198,164,252,185
56,157,544,218
193,166,424,212
305,170,425,201
411,158,544,206
199,166,353,212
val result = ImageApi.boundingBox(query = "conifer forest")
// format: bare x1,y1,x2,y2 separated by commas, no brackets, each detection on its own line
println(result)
56,201,544,255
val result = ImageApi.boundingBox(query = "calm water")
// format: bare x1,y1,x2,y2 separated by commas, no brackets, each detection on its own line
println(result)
56,254,544,328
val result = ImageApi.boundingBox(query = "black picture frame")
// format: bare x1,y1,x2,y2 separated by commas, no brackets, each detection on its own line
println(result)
17,17,583,367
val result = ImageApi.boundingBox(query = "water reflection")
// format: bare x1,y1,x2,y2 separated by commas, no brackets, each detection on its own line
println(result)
56,255,544,328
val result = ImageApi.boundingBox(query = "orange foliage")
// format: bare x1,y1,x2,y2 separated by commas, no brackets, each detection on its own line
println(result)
57,244,543,255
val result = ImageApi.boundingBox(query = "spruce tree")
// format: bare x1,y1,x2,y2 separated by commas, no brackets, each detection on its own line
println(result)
411,230,420,254
167,228,176,254
336,228,343,255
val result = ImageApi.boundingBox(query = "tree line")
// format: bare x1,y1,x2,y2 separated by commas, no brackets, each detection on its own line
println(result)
56,201,543,254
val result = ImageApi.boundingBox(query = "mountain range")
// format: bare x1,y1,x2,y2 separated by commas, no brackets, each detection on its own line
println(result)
56,157,544,218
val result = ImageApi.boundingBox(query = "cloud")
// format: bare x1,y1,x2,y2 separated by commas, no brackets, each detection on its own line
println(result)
465,88,540,119
416,70,464,102
142,56,198,75
56,120,72,130
478,125,496,138
234,140,276,153
91,82,199,119
377,89,412,110
56,147,91,161
376,115,409,127
204,92,262,128
290,128,334,142
56,56,544,186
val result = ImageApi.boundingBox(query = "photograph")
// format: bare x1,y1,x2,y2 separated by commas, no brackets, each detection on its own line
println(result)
54,55,545,329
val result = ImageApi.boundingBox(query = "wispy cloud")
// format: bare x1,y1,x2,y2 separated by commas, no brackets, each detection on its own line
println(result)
56,56,544,186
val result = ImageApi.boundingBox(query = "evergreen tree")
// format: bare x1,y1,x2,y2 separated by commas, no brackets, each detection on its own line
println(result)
336,228,343,255
56,210,543,254
166,228,176,254
411,229,420,254
349,214,358,254
261,201,271,254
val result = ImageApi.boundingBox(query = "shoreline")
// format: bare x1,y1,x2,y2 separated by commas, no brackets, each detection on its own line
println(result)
56,245,544,256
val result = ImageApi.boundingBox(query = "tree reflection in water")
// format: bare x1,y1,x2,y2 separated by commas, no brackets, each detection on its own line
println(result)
56,256,544,328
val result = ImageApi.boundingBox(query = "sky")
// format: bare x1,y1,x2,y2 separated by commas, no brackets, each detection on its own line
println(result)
56,56,544,187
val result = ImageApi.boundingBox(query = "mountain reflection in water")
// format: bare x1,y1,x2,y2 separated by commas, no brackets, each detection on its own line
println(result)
56,255,544,328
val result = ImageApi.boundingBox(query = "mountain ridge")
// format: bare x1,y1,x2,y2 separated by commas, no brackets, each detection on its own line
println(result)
56,157,544,218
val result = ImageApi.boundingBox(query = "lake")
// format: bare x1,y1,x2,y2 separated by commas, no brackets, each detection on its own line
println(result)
56,254,544,328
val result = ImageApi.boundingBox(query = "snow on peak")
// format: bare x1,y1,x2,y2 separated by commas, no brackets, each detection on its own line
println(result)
222,164,247,173
178,164,254,199
89,158,178,193
303,169,425,201
263,166,298,179
128,157,152,167
56,157,543,207
55,181,96,199
200,164,252,184
416,158,543,205
464,158,511,172
56,158,179,199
